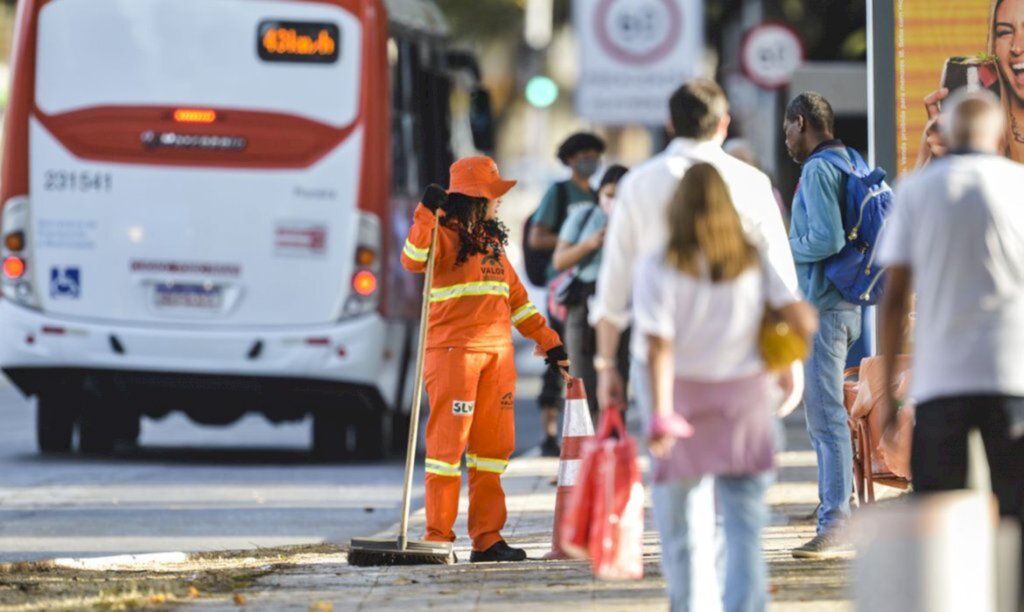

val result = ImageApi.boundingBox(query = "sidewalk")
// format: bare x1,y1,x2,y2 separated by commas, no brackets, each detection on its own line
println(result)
186,415,855,611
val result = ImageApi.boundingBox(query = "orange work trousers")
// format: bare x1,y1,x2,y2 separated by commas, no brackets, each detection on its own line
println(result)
423,345,516,552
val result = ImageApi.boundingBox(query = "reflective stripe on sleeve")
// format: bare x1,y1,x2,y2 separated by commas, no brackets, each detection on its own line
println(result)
466,454,508,474
425,458,461,477
511,302,539,325
429,281,510,303
403,239,429,263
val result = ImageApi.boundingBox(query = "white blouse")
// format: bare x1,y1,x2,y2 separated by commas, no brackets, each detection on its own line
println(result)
633,250,801,381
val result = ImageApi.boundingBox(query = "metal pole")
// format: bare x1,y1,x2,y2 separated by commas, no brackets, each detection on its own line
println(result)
397,216,439,550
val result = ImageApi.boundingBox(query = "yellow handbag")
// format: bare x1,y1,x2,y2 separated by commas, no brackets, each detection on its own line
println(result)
760,307,808,371
758,257,809,371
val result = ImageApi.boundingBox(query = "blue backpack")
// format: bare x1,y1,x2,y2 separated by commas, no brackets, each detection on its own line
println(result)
811,147,893,306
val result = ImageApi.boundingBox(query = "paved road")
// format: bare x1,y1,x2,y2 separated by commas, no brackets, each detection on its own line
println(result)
0,351,549,563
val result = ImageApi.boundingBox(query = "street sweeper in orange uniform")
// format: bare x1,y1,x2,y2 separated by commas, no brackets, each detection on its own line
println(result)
401,156,570,563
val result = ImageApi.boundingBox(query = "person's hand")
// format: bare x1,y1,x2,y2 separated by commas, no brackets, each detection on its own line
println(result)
917,88,950,167
648,432,674,458
597,367,625,411
541,345,572,382
924,87,948,121
421,184,448,213
647,413,694,458
775,361,804,418
556,360,571,383
586,229,606,251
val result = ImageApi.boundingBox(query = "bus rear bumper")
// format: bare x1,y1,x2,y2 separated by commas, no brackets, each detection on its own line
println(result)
0,299,406,409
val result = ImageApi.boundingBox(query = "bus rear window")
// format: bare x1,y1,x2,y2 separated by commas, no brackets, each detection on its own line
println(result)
35,0,361,128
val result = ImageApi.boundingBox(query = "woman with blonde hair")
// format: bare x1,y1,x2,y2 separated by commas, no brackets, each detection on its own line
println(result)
634,163,816,611
920,0,1024,164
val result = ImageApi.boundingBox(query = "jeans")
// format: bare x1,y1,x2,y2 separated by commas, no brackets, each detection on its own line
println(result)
802,302,860,534
912,395,1024,603
652,474,773,612
631,359,651,437
565,303,631,420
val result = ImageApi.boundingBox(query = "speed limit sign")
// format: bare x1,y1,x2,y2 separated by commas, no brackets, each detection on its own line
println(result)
574,0,703,124
593,0,683,65
740,23,805,90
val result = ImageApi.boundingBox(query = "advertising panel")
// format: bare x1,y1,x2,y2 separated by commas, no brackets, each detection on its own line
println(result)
892,0,1022,174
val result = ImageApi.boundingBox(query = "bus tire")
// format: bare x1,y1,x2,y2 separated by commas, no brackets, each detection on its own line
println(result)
36,392,76,453
112,405,141,447
353,410,388,461
79,400,117,455
312,409,351,462
390,410,411,456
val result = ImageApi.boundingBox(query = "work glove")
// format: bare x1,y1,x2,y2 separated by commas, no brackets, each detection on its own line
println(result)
544,345,568,366
421,184,448,213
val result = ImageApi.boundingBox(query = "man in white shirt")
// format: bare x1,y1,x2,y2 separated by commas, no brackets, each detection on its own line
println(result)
877,90,1024,598
591,79,798,417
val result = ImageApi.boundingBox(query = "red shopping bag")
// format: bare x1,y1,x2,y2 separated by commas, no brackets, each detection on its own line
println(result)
560,409,644,580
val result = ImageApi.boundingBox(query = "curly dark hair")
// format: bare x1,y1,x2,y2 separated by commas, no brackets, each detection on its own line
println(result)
442,193,510,266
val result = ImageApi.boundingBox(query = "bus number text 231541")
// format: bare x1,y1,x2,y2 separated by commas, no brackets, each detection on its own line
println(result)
43,171,113,193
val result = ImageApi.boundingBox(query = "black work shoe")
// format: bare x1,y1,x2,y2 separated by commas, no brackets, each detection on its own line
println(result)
540,435,561,457
791,531,854,559
469,540,527,563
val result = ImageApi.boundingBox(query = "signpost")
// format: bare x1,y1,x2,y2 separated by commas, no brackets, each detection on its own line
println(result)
574,0,703,125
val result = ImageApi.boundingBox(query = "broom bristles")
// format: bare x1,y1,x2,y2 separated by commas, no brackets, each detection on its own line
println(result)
347,547,455,567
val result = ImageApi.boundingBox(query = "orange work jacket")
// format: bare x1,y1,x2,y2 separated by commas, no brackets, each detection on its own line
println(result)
400,203,561,352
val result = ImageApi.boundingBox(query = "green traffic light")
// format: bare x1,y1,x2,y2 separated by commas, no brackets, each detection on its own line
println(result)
525,76,558,108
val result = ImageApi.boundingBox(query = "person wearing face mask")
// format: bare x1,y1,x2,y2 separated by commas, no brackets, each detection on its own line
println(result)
527,132,606,456
552,165,630,421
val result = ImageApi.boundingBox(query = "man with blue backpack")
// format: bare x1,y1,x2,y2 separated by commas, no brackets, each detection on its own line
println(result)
783,92,893,559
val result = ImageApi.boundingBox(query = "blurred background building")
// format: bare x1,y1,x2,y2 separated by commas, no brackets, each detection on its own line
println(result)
434,0,868,231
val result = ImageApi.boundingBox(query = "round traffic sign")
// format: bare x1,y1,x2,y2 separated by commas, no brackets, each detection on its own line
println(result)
740,22,805,90
593,0,683,65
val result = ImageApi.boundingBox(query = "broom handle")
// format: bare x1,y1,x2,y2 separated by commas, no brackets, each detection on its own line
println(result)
398,213,440,549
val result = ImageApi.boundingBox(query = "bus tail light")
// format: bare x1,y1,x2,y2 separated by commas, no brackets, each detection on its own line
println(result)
173,108,217,123
342,212,382,318
0,197,39,309
3,256,25,279
352,270,377,296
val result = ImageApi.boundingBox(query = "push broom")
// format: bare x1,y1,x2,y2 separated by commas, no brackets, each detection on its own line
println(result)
348,213,455,566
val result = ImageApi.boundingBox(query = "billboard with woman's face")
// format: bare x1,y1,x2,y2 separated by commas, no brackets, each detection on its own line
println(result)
894,0,1023,173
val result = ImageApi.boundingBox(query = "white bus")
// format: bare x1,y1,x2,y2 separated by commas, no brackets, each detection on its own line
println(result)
0,0,494,459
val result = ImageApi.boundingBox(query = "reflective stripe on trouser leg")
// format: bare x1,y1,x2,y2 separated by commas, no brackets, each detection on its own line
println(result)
466,454,508,474
423,347,487,543
425,458,462,477
467,345,516,552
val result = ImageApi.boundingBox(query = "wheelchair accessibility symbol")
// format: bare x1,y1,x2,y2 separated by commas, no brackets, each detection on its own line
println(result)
50,267,81,299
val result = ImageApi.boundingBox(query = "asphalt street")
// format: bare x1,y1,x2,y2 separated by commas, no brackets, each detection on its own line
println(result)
0,350,550,563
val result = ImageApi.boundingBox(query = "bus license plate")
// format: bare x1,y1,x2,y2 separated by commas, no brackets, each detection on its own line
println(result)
153,283,222,310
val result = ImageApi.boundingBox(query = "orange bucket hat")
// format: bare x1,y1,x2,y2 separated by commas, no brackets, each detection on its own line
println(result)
448,156,517,199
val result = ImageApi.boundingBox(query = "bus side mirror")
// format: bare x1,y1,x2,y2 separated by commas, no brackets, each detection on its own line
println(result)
469,87,495,153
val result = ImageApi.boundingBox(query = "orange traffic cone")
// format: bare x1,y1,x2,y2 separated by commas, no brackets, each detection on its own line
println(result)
544,377,595,560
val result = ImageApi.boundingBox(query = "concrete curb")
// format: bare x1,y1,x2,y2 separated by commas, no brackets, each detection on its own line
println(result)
0,551,194,573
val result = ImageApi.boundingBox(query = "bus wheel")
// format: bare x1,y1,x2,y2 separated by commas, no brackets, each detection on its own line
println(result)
79,400,117,455
112,405,141,447
353,410,388,461
390,411,411,456
36,392,76,453
312,409,352,462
